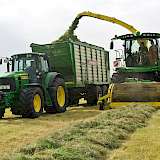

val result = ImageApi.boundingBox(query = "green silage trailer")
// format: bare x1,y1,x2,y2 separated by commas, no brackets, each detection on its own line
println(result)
31,40,110,105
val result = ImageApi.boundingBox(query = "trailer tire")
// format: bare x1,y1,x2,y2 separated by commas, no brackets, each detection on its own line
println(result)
19,87,44,118
99,102,105,110
87,86,102,106
0,108,5,119
101,85,108,96
47,77,68,113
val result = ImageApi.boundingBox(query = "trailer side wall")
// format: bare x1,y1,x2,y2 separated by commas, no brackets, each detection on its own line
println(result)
31,41,110,87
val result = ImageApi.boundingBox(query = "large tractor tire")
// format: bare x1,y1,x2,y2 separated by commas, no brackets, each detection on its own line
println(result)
87,86,102,106
46,77,68,113
0,108,5,119
19,87,44,118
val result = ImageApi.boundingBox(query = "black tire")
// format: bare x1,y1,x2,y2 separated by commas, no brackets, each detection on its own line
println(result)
73,99,79,105
87,86,102,106
19,87,44,118
101,85,108,96
46,77,68,113
68,98,79,106
99,102,105,110
99,85,108,110
0,108,5,119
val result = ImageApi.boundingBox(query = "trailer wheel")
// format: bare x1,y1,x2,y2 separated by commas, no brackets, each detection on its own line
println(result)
47,77,68,113
99,102,105,110
101,85,108,96
0,108,5,119
87,86,102,106
98,85,108,110
19,87,43,118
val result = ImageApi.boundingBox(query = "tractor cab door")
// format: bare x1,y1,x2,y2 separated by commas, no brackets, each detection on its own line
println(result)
38,56,49,83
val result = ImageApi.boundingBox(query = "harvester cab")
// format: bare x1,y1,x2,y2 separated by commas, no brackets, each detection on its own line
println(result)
98,33,160,109
0,52,68,118
111,33,160,82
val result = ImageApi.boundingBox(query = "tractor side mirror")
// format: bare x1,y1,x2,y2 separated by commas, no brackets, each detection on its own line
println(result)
0,59,2,65
110,41,114,50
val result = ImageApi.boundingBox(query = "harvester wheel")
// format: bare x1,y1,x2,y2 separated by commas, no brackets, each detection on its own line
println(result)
19,87,44,118
87,86,102,106
0,108,5,119
46,77,68,113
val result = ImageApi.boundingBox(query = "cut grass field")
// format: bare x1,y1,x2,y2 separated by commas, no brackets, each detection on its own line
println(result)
109,109,160,160
0,106,101,159
8,104,156,160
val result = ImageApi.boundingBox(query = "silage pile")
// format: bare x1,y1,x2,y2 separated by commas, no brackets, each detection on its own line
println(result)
11,104,156,160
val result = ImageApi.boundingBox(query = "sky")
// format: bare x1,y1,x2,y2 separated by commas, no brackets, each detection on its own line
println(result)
0,0,159,59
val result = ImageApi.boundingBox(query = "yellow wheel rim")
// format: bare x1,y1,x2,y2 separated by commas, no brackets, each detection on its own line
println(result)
57,86,65,107
33,94,41,112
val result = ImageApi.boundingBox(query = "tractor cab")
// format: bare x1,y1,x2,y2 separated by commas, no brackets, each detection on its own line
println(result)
110,33,160,82
11,53,50,82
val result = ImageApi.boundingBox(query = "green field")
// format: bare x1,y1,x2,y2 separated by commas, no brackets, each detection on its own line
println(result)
109,110,160,160
6,104,156,160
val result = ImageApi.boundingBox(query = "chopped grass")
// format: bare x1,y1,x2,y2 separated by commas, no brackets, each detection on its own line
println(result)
9,104,156,160
109,110,160,160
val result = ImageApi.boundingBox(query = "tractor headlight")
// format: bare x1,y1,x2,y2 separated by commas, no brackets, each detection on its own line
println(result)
0,85,10,90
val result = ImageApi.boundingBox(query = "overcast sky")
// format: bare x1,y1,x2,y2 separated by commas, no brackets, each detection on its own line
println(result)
0,0,160,57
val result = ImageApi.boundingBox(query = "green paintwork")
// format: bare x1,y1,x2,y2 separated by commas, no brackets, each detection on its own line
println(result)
31,40,110,88
31,42,74,84
112,33,160,83
117,65,160,73
0,40,110,114
0,54,55,113
0,71,29,108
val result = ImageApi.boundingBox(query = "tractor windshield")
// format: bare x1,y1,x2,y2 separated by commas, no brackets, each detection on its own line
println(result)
125,38,159,67
12,54,37,72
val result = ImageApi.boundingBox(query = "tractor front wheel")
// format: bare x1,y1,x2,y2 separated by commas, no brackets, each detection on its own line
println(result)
19,87,44,118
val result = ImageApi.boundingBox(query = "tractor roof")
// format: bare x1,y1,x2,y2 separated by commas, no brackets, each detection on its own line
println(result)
113,33,160,40
12,52,46,57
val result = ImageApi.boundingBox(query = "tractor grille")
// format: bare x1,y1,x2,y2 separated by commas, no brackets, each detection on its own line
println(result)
0,78,16,91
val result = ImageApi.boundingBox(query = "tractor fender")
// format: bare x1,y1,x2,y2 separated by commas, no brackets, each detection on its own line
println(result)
26,83,42,87
25,83,44,93
45,72,64,88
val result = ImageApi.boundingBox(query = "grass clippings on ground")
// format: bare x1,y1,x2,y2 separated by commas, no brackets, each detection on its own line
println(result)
9,104,156,160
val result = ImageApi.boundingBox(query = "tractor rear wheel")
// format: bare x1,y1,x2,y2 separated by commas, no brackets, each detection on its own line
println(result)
46,77,68,113
19,87,43,118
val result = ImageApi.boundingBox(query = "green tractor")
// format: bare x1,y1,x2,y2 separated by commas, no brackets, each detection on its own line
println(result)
110,33,160,102
0,53,68,118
